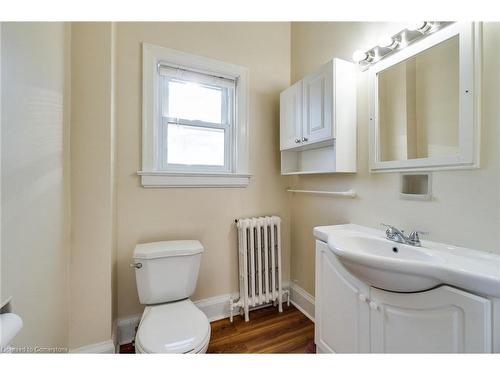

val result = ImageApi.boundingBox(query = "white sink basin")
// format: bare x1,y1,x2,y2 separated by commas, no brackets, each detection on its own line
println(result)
314,224,500,296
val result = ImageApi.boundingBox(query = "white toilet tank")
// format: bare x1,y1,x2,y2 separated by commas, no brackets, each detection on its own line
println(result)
133,240,203,305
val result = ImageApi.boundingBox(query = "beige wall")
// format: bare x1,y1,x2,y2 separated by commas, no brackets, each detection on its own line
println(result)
1,22,71,348
115,23,292,318
290,22,500,295
70,22,116,348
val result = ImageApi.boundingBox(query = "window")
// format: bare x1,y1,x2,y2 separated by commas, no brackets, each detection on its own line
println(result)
159,66,234,172
140,44,250,187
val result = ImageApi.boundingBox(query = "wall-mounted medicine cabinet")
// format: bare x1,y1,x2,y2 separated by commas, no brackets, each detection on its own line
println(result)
369,22,482,173
280,58,357,175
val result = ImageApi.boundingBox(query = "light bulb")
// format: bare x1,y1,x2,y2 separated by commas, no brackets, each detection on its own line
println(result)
408,21,426,31
407,21,432,34
378,36,399,50
352,50,368,63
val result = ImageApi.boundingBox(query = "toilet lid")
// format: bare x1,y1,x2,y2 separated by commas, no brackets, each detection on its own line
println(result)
136,299,210,354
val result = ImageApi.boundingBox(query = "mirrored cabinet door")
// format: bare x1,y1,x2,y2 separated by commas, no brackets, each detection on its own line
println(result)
369,22,481,172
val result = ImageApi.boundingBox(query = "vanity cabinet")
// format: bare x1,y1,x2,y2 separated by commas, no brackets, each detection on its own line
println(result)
280,58,357,174
315,240,370,353
369,286,491,353
315,240,493,353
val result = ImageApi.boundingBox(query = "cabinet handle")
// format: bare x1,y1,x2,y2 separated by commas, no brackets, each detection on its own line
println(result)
295,138,301,143
302,137,308,142
358,294,367,303
369,301,379,311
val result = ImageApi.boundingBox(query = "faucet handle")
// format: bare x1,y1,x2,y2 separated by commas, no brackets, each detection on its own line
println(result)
380,223,392,234
408,230,428,241
380,223,399,233
380,223,401,239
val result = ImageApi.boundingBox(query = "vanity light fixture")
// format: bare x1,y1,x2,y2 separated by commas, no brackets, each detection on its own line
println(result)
353,21,451,70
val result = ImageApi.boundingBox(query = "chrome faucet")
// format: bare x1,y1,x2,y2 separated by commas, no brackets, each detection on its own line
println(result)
381,224,427,247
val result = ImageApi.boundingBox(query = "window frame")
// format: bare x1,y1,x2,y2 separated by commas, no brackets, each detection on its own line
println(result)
140,43,250,187
159,74,234,173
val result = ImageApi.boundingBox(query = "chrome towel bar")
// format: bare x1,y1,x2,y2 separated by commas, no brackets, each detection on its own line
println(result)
286,188,356,198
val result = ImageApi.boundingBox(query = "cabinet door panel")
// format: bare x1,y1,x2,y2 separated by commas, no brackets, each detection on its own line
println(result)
315,241,370,353
370,286,492,353
279,81,302,150
303,64,332,144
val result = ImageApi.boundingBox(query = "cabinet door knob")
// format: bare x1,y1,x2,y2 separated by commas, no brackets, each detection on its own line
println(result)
302,137,308,142
369,301,379,311
295,138,301,143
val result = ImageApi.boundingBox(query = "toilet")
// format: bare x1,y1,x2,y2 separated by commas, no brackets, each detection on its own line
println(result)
132,240,211,354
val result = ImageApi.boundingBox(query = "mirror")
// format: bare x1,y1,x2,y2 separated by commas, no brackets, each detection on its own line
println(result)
370,23,480,172
378,36,459,161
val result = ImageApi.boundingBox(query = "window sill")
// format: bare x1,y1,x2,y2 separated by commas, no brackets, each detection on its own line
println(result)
137,171,251,188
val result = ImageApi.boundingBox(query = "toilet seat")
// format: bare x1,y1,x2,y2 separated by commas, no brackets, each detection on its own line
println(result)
135,332,210,354
135,299,211,354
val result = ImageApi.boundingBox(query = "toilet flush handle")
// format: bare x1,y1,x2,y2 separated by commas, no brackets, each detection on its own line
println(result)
130,262,142,269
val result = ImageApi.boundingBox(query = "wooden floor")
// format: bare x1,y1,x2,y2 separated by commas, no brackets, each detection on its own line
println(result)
208,304,315,353
120,304,315,354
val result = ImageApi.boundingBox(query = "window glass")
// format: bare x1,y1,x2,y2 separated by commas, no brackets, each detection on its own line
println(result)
167,80,223,124
159,71,234,172
166,123,225,166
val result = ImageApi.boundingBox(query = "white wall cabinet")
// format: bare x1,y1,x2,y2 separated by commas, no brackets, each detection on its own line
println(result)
280,58,357,174
315,240,495,353
302,62,333,144
280,81,302,150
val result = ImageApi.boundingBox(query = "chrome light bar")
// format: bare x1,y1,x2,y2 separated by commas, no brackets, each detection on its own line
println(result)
352,21,453,71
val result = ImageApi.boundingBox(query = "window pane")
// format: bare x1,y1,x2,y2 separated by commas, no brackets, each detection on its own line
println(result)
167,80,222,124
167,123,225,166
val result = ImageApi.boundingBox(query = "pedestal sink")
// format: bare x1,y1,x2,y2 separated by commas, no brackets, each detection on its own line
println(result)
313,224,500,297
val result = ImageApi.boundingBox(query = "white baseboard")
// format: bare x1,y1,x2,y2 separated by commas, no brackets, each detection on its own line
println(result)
116,293,239,346
67,321,118,353
195,292,240,323
70,340,116,354
117,314,141,346
289,282,315,323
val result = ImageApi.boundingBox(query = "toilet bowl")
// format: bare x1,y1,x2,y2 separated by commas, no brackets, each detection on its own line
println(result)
135,299,210,354
132,240,210,354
